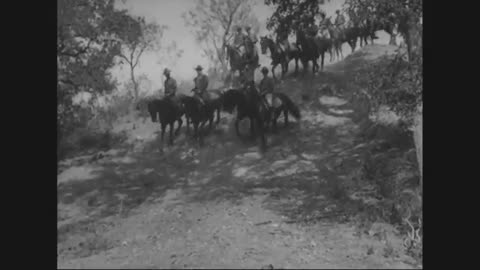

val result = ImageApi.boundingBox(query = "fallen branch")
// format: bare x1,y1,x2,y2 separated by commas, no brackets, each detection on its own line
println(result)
284,211,349,224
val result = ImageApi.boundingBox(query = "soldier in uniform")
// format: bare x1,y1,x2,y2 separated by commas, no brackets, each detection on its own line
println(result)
192,65,209,106
317,12,329,38
258,66,275,109
233,26,246,57
334,10,346,31
163,68,181,109
244,26,258,64
276,29,290,56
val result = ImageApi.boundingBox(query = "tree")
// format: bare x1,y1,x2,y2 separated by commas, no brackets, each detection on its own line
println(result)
343,0,422,59
117,18,167,101
265,0,330,36
57,0,142,141
182,0,260,77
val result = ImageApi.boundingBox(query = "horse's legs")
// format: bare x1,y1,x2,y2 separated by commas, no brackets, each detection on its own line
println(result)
160,122,167,143
249,117,255,139
185,116,190,134
198,120,206,146
235,118,241,137
321,52,325,72
167,122,175,145
272,109,280,133
208,113,214,130
193,121,199,141
257,117,267,152
349,40,356,53
216,107,220,124
294,56,299,76
284,108,289,127
175,117,183,136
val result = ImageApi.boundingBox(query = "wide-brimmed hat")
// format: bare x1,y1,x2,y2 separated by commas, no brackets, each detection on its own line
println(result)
194,65,203,71
261,66,269,74
163,68,171,75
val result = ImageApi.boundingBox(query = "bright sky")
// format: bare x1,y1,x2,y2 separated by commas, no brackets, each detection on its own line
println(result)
107,0,392,96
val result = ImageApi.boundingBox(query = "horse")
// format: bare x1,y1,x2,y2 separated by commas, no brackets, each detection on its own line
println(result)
224,44,258,87
296,29,320,74
179,95,218,146
262,92,301,132
358,18,380,47
221,87,267,151
146,97,184,146
260,36,301,79
325,18,359,61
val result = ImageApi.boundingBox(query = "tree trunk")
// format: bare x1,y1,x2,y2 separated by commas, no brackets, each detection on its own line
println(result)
130,65,139,101
413,103,422,189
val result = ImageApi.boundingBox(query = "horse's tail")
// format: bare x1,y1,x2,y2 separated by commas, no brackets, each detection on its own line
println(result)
277,93,301,120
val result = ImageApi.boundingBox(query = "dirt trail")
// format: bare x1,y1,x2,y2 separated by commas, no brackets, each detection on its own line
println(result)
58,45,419,269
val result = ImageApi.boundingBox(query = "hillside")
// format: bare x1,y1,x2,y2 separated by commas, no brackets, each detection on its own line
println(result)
57,44,421,269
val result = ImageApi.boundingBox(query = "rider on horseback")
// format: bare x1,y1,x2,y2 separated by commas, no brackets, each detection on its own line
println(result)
192,65,209,106
276,29,290,56
334,10,346,31
244,26,258,65
163,68,181,110
317,12,329,38
233,26,246,57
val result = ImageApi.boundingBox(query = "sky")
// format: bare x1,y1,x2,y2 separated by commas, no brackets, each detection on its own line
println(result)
105,0,393,97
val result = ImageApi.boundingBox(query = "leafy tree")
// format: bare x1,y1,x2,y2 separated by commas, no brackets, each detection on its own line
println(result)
183,0,260,77
57,0,142,142
265,0,330,36
343,0,422,58
117,18,168,101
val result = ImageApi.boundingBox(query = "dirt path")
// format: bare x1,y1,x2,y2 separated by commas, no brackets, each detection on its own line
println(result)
58,45,419,269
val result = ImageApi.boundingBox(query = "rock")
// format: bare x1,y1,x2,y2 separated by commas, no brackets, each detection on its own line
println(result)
319,96,348,106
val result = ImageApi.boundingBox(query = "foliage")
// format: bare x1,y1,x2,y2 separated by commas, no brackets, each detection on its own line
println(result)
344,0,422,52
117,18,168,100
354,48,422,127
264,0,329,36
57,0,143,141
183,0,260,74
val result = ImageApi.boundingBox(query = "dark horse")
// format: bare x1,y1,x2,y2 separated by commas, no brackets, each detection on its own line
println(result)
263,92,301,132
296,29,319,74
179,95,218,145
259,36,300,79
222,87,267,151
146,98,184,145
224,44,259,87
